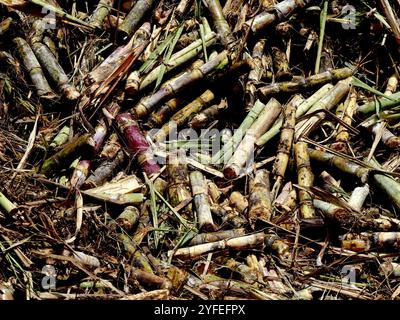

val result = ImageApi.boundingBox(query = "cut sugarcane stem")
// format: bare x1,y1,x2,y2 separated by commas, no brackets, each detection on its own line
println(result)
348,184,370,212
133,51,228,118
272,46,292,81
295,142,316,219
13,37,55,99
248,169,273,228
0,192,17,214
190,171,216,231
116,112,160,177
117,0,155,38
40,133,95,176
224,98,282,179
256,84,333,147
89,0,115,29
258,68,352,99
188,228,246,246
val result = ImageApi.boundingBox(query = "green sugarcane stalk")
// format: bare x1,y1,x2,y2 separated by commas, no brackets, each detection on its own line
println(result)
89,0,115,29
357,91,400,114
257,68,353,98
133,51,228,118
138,32,216,91
315,0,328,74
118,0,155,37
213,99,265,164
256,83,333,147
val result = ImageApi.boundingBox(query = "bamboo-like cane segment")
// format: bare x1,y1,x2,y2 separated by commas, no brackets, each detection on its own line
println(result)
115,206,140,232
347,184,370,211
138,32,216,91
189,100,227,129
13,37,55,99
245,40,266,111
89,0,115,29
203,0,235,51
371,123,400,149
295,77,352,140
295,142,316,219
83,150,124,189
100,132,121,159
272,47,292,80
168,232,265,259
274,182,297,213
248,169,273,227
213,99,265,164
331,89,358,153
133,51,228,118
265,234,291,260
190,171,215,231
258,68,352,98
188,228,246,246
256,84,332,147
245,0,314,33
309,149,370,182
117,0,155,37
272,95,303,197
31,40,80,100
167,149,192,215
0,191,17,214
153,90,215,142
116,112,160,177
357,91,400,114
40,134,95,176
367,158,400,210
224,98,282,179
342,232,400,252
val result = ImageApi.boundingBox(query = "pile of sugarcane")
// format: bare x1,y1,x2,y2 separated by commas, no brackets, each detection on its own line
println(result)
2,0,400,300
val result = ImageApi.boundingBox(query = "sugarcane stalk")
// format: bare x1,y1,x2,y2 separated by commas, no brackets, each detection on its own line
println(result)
190,171,215,231
295,77,352,140
245,40,266,111
0,192,17,214
357,91,400,114
100,133,121,159
256,84,333,147
319,171,347,198
224,98,282,179
188,228,246,246
89,0,115,29
341,232,400,252
167,149,192,215
189,99,228,129
133,51,228,118
213,99,265,164
114,206,140,232
309,149,370,182
211,204,248,228
203,0,235,51
331,89,358,152
50,126,70,149
272,47,292,81
117,0,155,38
82,150,124,189
116,112,160,177
153,90,215,142
367,158,400,210
248,169,273,227
244,0,314,34
40,133,95,176
138,32,216,91
13,37,55,99
168,232,265,259
385,74,399,95
295,142,316,219
258,68,352,99
272,95,303,197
